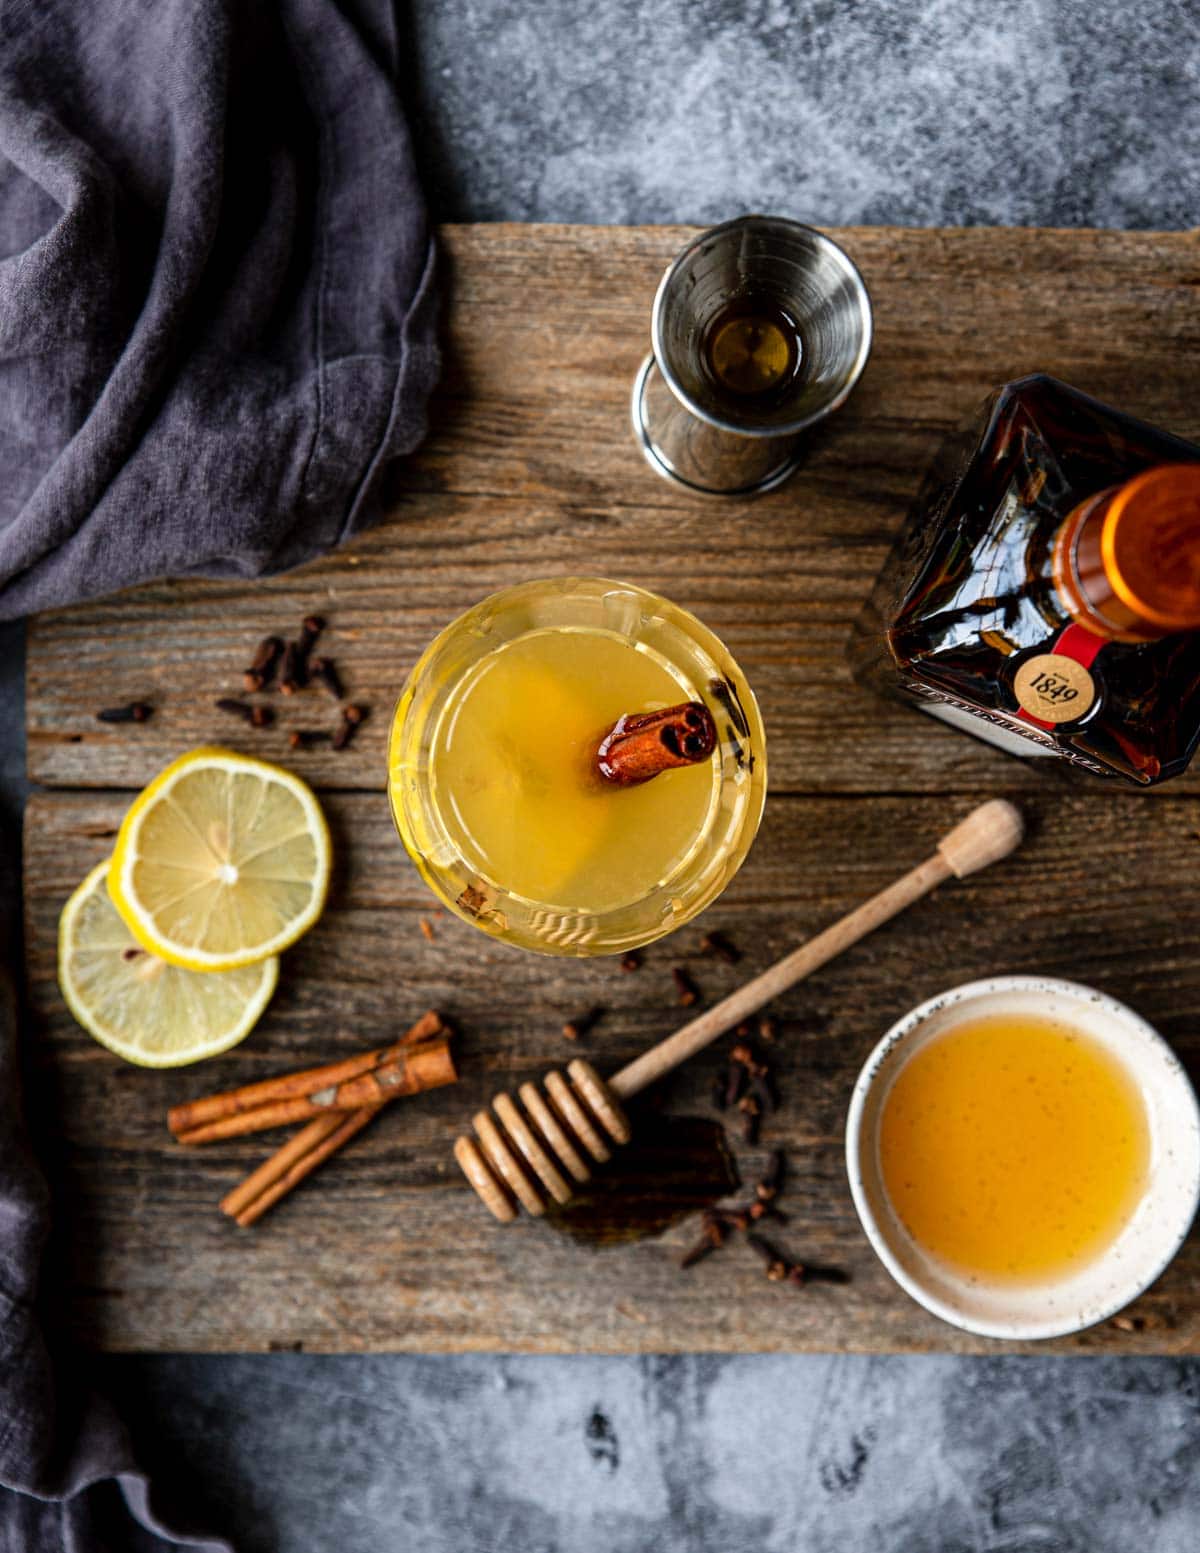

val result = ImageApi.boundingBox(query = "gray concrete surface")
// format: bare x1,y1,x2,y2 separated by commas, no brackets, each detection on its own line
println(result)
109,1354,1200,1553
399,0,1200,230
7,1,1200,1548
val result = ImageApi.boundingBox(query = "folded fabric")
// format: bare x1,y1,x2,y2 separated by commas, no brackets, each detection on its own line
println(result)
0,0,439,620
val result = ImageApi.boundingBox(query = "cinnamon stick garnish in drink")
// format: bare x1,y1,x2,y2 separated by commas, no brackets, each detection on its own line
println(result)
595,701,718,787
167,1011,449,1140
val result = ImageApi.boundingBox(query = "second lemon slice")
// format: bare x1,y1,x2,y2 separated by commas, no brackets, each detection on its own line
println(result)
109,747,331,971
61,860,278,1066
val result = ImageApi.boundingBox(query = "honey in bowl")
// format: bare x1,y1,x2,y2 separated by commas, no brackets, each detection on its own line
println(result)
878,1013,1151,1285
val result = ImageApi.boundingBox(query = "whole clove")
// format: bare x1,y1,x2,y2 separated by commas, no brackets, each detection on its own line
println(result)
289,729,331,750
707,675,749,738
310,657,344,701
299,614,325,655
279,640,304,694
721,1055,747,1109
215,698,273,728
737,1092,761,1144
332,704,368,750
281,614,325,692
243,636,283,693
756,1149,785,1201
620,951,642,973
679,1210,727,1269
679,1237,718,1270
97,702,153,724
672,966,699,1007
749,1068,778,1115
121,946,145,961
700,930,742,965
747,1235,793,1282
747,1235,847,1287
562,1006,605,1042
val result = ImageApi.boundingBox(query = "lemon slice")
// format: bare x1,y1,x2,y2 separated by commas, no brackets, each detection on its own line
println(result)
59,860,278,1066
108,747,331,971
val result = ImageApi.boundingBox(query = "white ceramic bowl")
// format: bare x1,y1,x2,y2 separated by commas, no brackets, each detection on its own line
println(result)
846,976,1200,1340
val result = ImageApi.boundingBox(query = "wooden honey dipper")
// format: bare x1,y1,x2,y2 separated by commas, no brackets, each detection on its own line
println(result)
455,798,1025,1222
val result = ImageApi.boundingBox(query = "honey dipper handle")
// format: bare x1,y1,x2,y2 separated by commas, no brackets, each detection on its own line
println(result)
608,799,1023,1102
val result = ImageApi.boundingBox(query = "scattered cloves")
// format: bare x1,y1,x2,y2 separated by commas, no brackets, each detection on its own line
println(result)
281,615,325,691
721,1056,747,1109
757,1149,785,1201
672,966,699,1007
310,657,344,701
332,704,368,750
679,1210,728,1268
243,636,283,693
289,729,331,750
700,930,741,965
747,1235,793,1281
299,614,325,657
215,698,273,728
121,946,145,961
562,1006,605,1042
279,640,304,694
749,1068,778,1115
737,1092,761,1144
97,702,153,724
620,951,642,973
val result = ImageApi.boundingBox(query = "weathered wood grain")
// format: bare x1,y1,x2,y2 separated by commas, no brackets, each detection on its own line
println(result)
26,224,1200,795
23,787,1200,1353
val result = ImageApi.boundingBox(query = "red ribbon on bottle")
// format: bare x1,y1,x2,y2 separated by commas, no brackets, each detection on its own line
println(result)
1015,622,1105,731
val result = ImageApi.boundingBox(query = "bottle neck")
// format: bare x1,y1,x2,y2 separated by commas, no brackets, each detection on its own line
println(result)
1051,466,1200,642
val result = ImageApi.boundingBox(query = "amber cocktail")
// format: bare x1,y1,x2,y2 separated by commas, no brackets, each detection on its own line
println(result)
388,578,766,955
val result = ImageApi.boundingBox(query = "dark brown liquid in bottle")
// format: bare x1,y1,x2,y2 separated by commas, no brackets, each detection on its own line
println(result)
850,374,1200,785
701,295,802,404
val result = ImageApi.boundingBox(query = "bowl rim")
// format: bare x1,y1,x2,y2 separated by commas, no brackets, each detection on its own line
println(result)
845,973,1200,1340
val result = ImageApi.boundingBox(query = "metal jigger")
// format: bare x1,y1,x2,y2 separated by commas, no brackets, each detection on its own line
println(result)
631,215,873,496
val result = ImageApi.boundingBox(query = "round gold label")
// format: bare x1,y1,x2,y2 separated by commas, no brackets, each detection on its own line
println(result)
1013,653,1097,723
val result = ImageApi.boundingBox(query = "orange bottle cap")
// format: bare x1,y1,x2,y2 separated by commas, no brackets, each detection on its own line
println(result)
1101,464,1200,633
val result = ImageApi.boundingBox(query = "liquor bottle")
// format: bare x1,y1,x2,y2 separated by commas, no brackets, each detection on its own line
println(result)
850,375,1200,785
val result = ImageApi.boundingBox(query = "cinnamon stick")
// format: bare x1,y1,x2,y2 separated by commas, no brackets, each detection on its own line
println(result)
167,1011,446,1138
174,1035,456,1144
596,701,717,787
221,1106,382,1227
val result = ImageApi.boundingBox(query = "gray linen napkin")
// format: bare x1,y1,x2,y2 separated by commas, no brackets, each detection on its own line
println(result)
0,0,438,618
0,0,438,1545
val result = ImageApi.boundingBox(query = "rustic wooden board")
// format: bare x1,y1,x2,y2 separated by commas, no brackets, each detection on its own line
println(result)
22,223,1200,1353
26,224,1200,796
22,786,1200,1353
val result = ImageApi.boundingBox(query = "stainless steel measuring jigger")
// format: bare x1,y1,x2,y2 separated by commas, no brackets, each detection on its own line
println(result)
631,215,873,496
